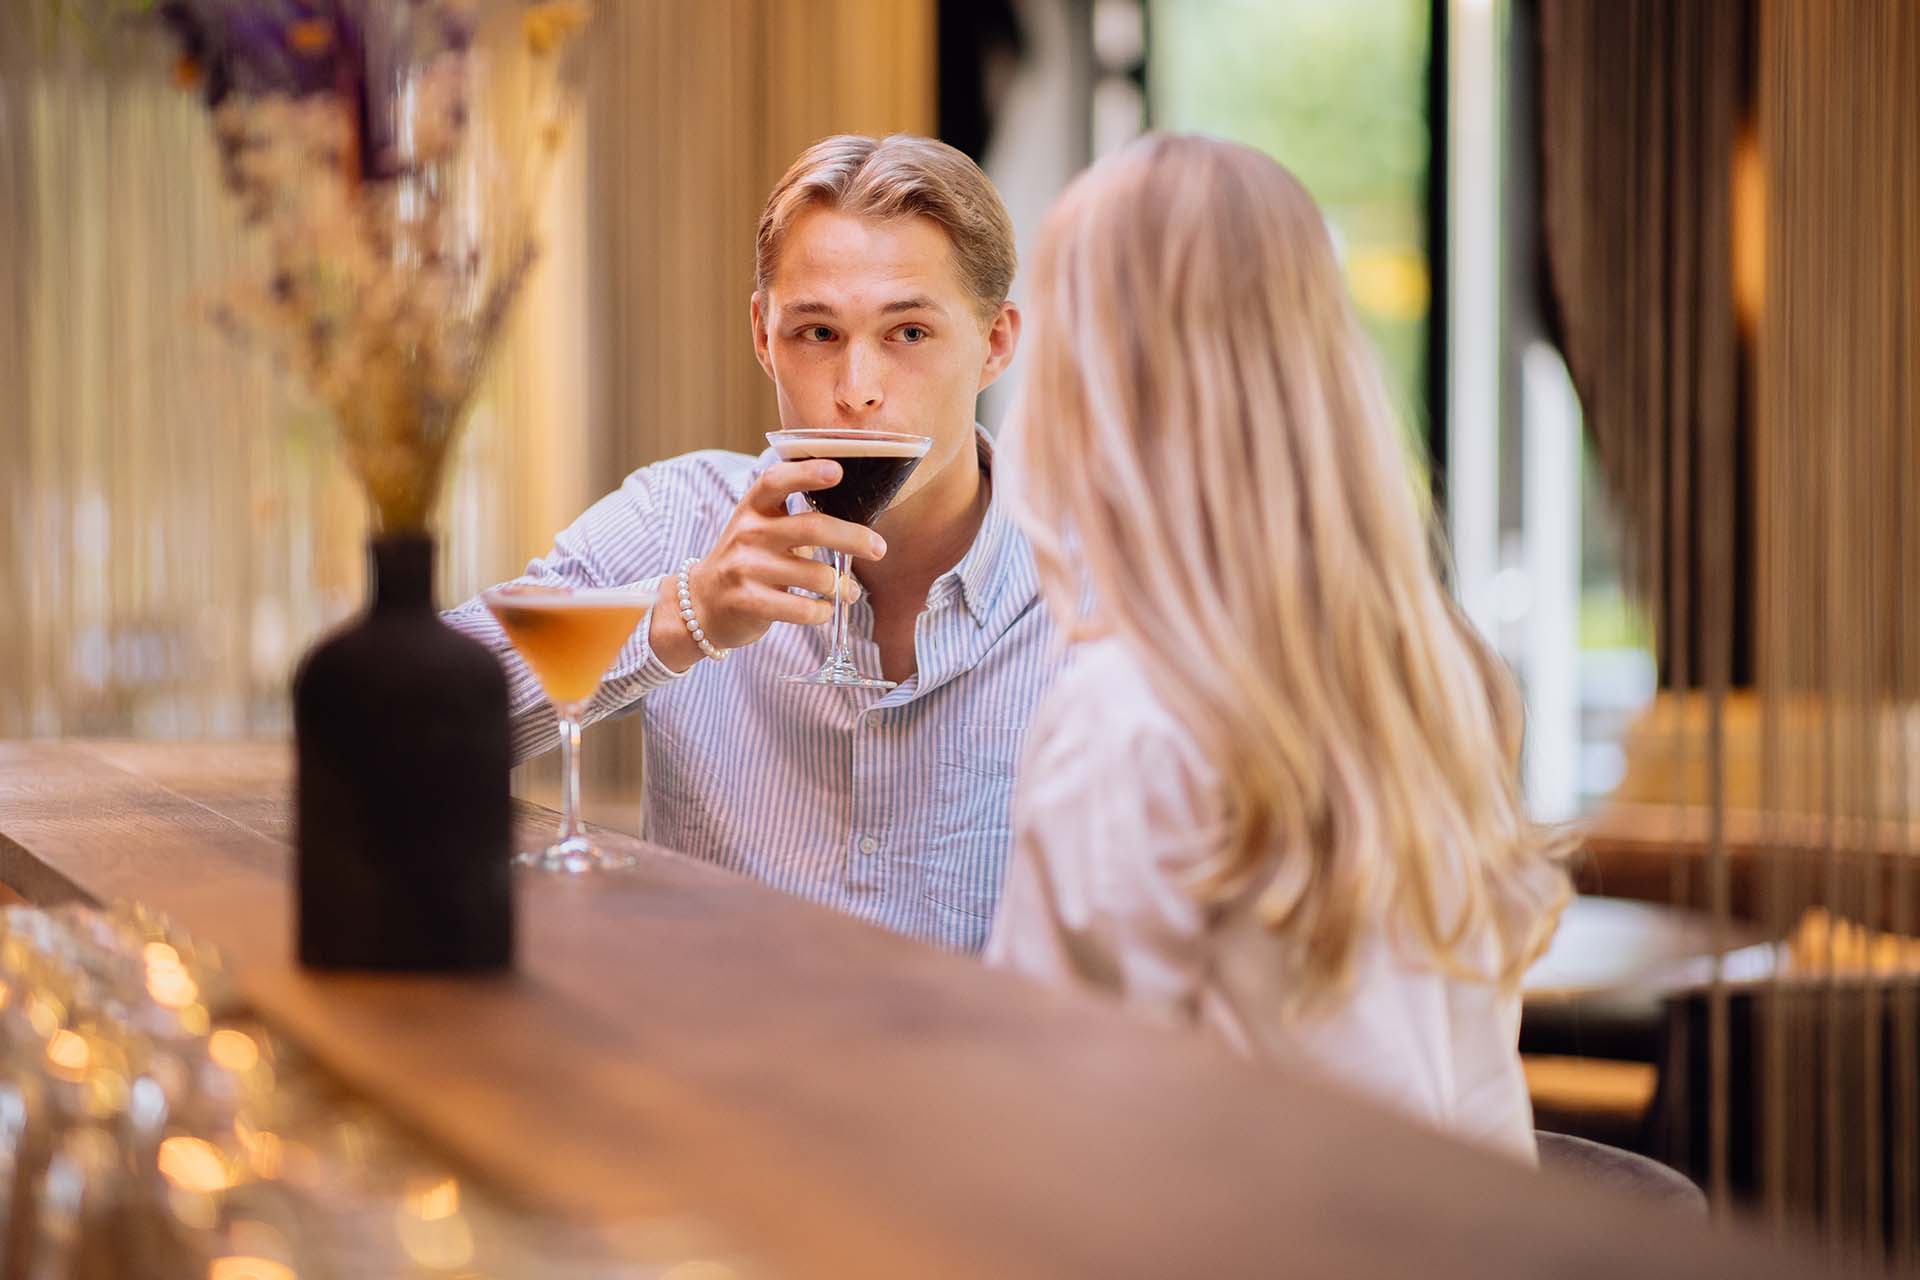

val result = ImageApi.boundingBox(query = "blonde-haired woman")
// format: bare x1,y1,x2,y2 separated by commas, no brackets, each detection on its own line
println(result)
986,134,1570,1161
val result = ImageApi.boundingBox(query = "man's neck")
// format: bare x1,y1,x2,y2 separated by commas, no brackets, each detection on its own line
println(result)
858,444,989,606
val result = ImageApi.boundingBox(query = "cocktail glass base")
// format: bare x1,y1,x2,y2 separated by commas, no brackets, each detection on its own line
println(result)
513,835,637,874
782,653,895,690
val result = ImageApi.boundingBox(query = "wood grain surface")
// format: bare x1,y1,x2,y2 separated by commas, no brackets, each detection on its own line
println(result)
0,741,1860,1279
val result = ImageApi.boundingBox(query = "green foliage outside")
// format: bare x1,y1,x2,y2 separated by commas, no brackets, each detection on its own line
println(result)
1149,0,1434,450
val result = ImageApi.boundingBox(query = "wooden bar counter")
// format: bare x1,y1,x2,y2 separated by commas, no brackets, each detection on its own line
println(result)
0,741,1850,1278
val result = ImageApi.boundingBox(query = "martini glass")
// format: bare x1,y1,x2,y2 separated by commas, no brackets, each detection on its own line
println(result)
481,583,656,872
765,429,932,689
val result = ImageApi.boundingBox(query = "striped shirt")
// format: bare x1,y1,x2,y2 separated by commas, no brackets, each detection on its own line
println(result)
443,430,1064,952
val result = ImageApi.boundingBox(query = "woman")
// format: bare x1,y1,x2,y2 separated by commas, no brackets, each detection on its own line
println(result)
987,134,1570,1161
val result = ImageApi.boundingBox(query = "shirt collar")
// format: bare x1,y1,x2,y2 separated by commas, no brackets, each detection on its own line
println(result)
943,425,1030,629
881,426,1042,707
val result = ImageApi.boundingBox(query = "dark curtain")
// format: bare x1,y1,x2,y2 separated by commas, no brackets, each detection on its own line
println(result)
1541,0,1920,1255
1536,0,1752,690
1756,0,1920,703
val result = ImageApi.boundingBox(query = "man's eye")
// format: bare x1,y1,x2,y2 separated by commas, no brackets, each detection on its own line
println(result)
897,325,928,343
801,326,835,342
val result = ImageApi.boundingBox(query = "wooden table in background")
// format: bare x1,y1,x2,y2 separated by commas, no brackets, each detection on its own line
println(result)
0,741,1856,1279
1577,802,1920,922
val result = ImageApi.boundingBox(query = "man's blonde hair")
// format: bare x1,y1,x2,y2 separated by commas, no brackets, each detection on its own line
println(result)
756,134,1016,318
1005,133,1571,1005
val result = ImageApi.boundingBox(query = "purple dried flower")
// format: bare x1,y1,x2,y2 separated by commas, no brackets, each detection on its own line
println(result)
438,7,474,51
136,0,598,532
156,0,352,106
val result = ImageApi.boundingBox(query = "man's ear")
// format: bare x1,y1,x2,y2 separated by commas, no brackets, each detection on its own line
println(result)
976,300,1021,393
750,291,775,380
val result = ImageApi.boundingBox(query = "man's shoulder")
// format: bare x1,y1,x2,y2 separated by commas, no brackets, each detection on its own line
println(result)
622,446,771,511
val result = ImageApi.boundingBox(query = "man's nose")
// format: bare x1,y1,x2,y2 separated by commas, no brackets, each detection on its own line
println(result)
836,342,884,415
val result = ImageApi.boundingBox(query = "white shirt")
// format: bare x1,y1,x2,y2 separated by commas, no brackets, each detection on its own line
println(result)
985,638,1539,1162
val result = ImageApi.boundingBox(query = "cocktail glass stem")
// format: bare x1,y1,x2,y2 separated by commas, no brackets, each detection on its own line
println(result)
556,701,586,849
827,551,853,671
511,697,636,873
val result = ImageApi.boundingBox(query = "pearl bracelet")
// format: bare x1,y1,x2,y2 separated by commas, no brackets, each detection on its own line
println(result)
676,557,729,662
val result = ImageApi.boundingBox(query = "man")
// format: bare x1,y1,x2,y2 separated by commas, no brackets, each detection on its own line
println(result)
447,134,1062,952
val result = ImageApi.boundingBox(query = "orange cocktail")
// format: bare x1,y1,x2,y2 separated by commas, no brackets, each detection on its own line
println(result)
482,583,656,872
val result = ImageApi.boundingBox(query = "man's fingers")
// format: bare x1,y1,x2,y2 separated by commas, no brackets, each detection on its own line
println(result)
764,511,886,560
744,459,841,517
744,550,854,603
748,584,835,627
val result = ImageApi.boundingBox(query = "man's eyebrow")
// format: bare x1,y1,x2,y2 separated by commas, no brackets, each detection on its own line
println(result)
881,295,944,315
784,300,839,317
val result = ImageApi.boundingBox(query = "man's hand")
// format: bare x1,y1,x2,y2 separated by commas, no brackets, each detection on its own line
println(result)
648,460,887,673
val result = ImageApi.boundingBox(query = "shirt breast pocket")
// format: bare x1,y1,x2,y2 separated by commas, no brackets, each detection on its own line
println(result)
924,725,1026,930
938,724,1024,782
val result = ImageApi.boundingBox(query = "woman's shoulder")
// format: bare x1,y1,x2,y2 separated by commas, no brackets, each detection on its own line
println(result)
1019,637,1222,858
1002,636,1222,981
1027,637,1200,771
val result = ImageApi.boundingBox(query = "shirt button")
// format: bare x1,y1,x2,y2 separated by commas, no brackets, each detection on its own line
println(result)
858,835,879,856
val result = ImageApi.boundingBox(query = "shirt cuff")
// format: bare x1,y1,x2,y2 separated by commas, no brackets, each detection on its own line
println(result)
614,576,694,694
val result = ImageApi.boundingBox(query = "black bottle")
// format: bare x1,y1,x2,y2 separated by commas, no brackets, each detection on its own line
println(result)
294,535,513,970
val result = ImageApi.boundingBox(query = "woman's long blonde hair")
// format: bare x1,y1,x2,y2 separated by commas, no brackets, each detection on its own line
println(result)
1004,134,1570,999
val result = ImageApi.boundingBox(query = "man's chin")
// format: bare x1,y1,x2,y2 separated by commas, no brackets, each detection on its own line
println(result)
897,432,978,503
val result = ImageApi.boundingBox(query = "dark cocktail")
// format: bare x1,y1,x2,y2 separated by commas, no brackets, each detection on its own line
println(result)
765,429,932,689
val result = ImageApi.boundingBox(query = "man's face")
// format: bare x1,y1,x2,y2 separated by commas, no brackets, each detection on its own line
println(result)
752,208,1018,505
